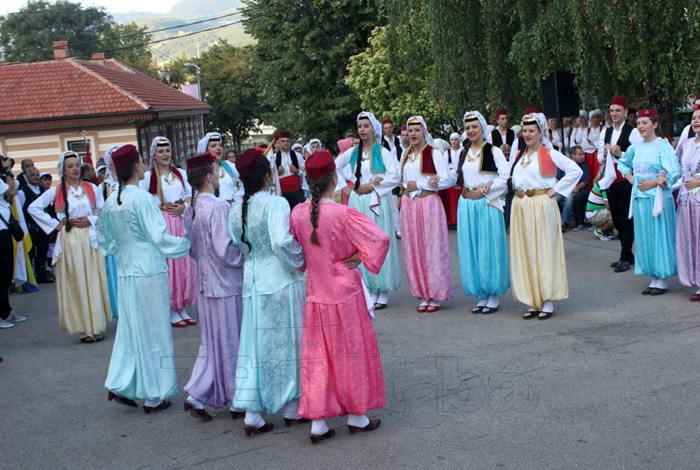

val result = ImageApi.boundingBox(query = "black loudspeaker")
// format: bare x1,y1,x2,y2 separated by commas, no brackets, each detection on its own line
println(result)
541,71,579,119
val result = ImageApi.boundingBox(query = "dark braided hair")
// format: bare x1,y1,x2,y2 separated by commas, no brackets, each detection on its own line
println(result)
353,139,365,191
115,163,136,205
455,140,473,188
239,158,271,251
60,176,72,232
306,172,334,246
186,164,214,220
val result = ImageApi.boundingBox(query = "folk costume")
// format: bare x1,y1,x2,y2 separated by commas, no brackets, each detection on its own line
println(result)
400,116,454,310
336,112,401,308
439,132,462,227
617,111,681,290
290,151,389,440
97,145,190,410
381,119,403,237
508,114,582,318
675,127,700,294
456,112,510,312
582,109,604,188
275,131,306,210
198,132,243,203
28,151,111,341
182,153,245,416
139,137,197,327
102,145,120,318
229,149,306,433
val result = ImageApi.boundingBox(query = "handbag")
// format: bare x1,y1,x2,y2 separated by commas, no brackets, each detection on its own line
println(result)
0,211,25,242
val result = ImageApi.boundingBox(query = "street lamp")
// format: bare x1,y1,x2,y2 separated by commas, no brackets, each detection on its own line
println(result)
184,62,202,101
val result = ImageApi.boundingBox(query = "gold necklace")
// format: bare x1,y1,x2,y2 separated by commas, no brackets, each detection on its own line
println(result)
521,152,536,169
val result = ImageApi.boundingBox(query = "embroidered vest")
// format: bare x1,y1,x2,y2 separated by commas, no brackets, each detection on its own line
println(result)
420,145,437,176
350,143,386,175
491,128,515,148
276,150,299,170
54,182,97,213
148,165,184,195
604,123,633,151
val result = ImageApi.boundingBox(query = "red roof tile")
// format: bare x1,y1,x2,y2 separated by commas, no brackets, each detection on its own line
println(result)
0,58,210,123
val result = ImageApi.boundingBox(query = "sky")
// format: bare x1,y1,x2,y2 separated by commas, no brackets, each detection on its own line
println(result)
0,1,180,16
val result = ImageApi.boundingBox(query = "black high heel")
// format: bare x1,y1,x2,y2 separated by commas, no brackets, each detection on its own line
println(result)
348,418,381,434
107,391,137,408
309,428,335,444
284,417,311,427
184,402,212,421
244,422,274,437
143,400,171,414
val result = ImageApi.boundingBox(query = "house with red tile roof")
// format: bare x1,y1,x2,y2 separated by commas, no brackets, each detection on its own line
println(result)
0,41,211,180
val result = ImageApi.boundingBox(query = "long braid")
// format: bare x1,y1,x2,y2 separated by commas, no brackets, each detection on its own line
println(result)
455,140,473,188
507,147,526,196
239,158,271,251
155,164,165,209
186,165,214,220
398,146,411,196
353,141,364,190
117,183,124,205
115,163,135,206
61,176,72,232
190,185,196,219
307,173,333,246
240,189,253,251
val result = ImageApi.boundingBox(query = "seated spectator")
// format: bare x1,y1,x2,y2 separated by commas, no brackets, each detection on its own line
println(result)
557,145,589,231
585,174,615,241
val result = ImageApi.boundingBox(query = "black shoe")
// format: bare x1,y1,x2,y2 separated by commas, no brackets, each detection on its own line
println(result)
610,261,620,268
614,261,631,273
649,288,667,296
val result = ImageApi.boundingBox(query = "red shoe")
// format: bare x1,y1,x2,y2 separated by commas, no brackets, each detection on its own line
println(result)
348,418,381,434
171,320,187,327
184,402,212,421
143,400,171,414
417,305,427,313
426,306,440,313
309,428,335,444
183,318,197,326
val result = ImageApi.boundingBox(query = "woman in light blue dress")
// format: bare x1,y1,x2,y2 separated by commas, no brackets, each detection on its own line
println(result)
97,145,191,413
617,109,681,295
229,149,307,437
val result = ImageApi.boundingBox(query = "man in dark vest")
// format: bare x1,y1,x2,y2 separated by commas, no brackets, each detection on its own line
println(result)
597,95,642,273
275,131,305,210
17,166,53,283
489,109,515,160
15,158,34,189
381,118,404,239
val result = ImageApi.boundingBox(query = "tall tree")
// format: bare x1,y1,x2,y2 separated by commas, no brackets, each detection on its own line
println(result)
196,42,263,152
106,23,156,78
243,0,381,146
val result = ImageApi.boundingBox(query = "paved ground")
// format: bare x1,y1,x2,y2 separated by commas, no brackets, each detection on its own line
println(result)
2,228,700,469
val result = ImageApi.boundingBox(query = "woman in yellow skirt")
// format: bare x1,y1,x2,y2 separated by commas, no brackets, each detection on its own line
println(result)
28,152,111,341
508,114,582,320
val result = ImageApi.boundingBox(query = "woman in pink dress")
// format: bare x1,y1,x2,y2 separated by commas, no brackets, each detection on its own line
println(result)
290,150,390,445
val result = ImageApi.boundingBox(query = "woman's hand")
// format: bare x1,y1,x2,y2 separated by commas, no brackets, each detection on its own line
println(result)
55,220,67,233
406,181,419,192
342,252,361,269
427,176,439,188
547,188,556,199
655,176,668,189
625,173,634,185
355,184,374,195
372,176,384,186
684,176,700,190
466,189,484,200
342,186,353,196
70,216,91,228
637,179,657,192
167,202,186,216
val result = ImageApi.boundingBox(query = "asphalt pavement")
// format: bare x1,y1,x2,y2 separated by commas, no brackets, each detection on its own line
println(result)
2,228,699,469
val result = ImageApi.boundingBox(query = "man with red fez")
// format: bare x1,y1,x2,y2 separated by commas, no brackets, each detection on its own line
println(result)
597,95,642,273
274,131,305,210
677,93,700,148
488,109,514,159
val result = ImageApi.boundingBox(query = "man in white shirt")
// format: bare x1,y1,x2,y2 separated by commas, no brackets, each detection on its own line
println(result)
274,131,305,210
596,95,642,273
488,109,514,160
0,157,26,328
381,119,403,239
546,116,564,153
399,126,410,153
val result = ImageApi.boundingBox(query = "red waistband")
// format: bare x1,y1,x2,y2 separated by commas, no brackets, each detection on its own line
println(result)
280,175,302,192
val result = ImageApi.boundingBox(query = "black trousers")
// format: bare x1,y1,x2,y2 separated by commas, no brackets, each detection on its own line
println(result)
0,229,14,320
572,190,589,226
282,189,306,211
28,224,49,280
607,180,635,263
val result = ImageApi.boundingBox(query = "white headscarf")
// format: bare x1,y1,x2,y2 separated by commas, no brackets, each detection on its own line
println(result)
462,110,489,140
308,138,322,150
449,132,461,143
579,109,589,119
357,111,382,143
406,115,436,147
197,132,222,154
102,145,120,184
589,109,604,119
57,151,81,179
523,113,553,149
292,143,303,152
149,136,171,168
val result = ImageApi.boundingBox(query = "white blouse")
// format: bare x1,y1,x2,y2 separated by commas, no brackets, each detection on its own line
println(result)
217,162,244,203
459,145,510,207
401,146,453,198
140,169,192,204
336,145,400,200
510,147,582,198
442,147,461,173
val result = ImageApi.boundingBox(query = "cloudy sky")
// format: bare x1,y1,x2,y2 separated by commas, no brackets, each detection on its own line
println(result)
1,1,180,16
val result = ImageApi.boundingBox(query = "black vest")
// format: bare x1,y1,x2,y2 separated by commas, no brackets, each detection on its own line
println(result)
20,185,43,229
491,128,515,148
276,150,300,170
604,122,633,151
689,126,696,139
382,136,403,162
459,143,498,174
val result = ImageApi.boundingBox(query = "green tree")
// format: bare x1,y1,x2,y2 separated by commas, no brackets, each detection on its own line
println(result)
108,22,156,78
196,42,263,152
243,0,381,146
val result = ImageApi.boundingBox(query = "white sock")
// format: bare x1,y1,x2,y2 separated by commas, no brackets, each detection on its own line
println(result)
428,300,440,307
419,300,429,307
282,399,300,420
144,399,162,408
695,289,700,295
486,295,500,309
179,310,193,321
347,414,370,428
376,292,388,304
476,299,488,307
656,278,668,290
170,310,182,323
542,301,553,313
244,411,265,429
229,405,244,412
186,395,204,410
370,291,379,304
311,419,329,436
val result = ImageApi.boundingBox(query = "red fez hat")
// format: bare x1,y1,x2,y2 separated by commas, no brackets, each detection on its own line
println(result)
236,148,267,178
523,107,537,115
277,131,291,139
495,109,507,117
535,107,543,113
610,95,628,108
186,152,215,170
381,119,393,126
693,104,700,111
400,126,407,132
637,109,658,118
112,144,140,168
305,150,336,180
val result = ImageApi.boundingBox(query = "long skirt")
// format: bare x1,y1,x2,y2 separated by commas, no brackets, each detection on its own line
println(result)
56,226,111,336
677,202,700,288
184,294,243,408
233,282,305,414
162,211,197,311
106,255,119,319
298,292,385,420
400,193,453,302
585,151,600,189
439,187,461,226
457,196,510,299
105,273,176,401
634,196,677,279
509,194,568,310
348,192,401,293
